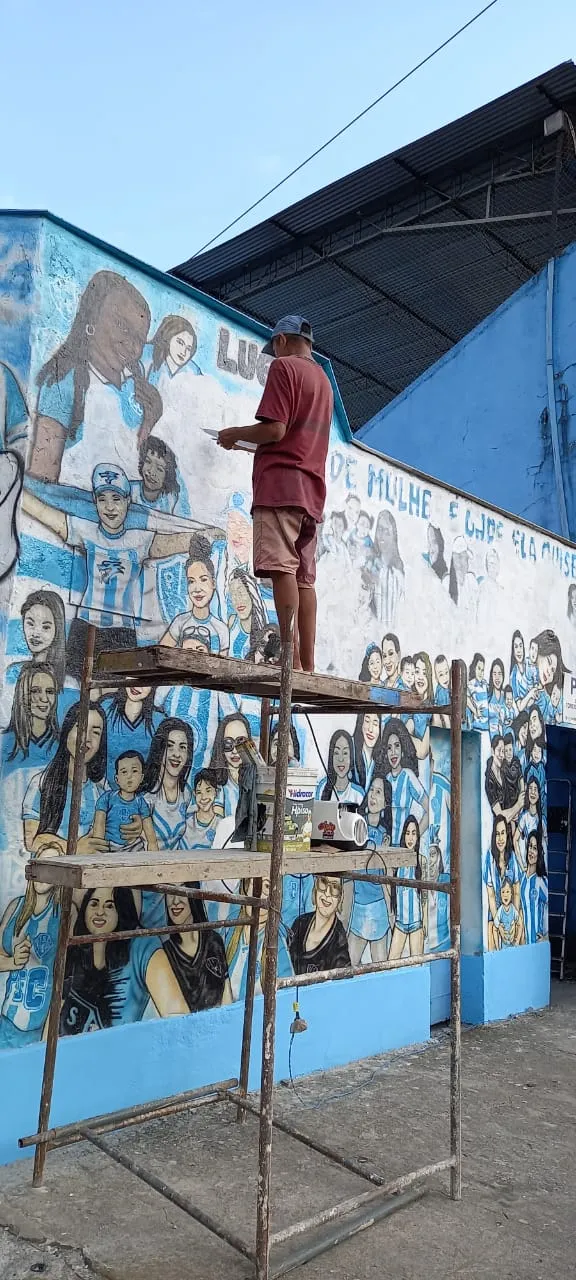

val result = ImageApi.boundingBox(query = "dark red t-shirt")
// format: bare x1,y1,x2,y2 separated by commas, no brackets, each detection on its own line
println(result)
252,355,333,521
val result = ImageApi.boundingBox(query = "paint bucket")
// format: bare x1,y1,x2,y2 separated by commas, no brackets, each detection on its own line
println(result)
255,767,317,854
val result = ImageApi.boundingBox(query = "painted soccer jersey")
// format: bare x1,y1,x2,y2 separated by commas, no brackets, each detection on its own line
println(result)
145,784,194,850
281,875,315,928
517,810,540,866
217,777,240,820
101,699,164,789
288,913,351,976
95,790,151,847
520,873,547,944
434,685,450,706
510,664,532,702
349,870,390,941
395,866,423,932
38,366,144,484
1,726,58,776
130,480,177,515
227,926,293,1001
315,777,364,804
60,935,162,1032
357,747,376,791
430,771,451,871
526,761,547,801
163,930,228,1012
227,614,251,659
386,769,426,845
167,609,228,654
67,516,154,628
23,772,103,840
483,849,521,918
468,678,489,731
488,692,505,740
0,898,60,1040
494,902,519,946
186,811,218,850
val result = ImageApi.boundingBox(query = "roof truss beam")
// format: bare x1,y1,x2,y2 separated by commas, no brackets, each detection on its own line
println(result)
211,154,562,306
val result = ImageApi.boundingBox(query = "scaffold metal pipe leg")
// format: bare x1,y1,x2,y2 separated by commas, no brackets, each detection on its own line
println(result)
80,1127,256,1264
270,1188,425,1278
237,876,262,1123
449,659,464,1202
32,623,96,1186
256,609,295,1280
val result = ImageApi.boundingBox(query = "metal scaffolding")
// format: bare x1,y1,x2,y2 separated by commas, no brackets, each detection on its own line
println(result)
20,620,465,1280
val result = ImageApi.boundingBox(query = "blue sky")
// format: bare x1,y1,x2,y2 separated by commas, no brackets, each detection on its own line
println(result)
1,0,575,270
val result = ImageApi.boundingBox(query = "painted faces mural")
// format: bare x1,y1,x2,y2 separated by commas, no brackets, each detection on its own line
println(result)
0,220,569,1051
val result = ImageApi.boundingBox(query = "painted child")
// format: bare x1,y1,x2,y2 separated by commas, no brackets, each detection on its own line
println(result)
493,877,521,948
186,769,220,849
92,751,158,851
399,656,415,691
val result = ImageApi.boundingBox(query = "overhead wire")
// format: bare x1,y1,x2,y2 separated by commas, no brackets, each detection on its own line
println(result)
192,0,501,257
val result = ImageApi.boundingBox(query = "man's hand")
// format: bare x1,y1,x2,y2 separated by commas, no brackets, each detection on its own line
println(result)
217,428,240,451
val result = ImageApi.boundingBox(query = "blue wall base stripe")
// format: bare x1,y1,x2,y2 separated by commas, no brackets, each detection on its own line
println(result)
462,943,550,1025
0,966,430,1167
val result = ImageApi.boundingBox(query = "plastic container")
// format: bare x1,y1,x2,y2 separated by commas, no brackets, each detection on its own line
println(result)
255,767,317,853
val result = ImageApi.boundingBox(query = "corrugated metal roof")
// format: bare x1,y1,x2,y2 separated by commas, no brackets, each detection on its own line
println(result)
172,62,576,429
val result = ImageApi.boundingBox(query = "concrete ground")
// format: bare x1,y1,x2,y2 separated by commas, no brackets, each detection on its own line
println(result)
1,982,575,1280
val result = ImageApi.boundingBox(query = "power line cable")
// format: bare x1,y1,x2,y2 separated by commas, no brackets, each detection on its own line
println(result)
192,0,500,257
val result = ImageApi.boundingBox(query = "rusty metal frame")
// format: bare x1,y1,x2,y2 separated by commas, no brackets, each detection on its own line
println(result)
21,619,464,1280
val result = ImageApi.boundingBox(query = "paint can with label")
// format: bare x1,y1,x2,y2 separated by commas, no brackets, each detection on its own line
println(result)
255,767,317,854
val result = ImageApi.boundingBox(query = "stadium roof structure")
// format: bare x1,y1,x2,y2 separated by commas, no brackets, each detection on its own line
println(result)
172,62,576,431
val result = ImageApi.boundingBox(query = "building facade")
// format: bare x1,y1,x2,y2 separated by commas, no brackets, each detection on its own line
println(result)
0,212,570,1164
359,239,576,540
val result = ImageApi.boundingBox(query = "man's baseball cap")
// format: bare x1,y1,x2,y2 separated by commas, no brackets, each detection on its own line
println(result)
262,315,314,356
92,463,131,498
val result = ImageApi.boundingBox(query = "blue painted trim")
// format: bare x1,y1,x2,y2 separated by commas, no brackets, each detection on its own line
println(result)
0,967,429,1166
461,954,485,1025
462,944,550,1025
430,958,451,1025
0,210,353,441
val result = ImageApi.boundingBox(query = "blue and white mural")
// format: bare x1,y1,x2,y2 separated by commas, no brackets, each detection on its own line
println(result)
0,214,567,1051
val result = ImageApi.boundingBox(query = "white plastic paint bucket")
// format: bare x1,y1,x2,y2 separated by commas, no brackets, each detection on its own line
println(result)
255,767,317,853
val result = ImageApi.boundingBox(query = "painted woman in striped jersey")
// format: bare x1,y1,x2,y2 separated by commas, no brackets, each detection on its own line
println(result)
378,718,428,847
0,845,63,1047
140,719,195,851
388,816,427,960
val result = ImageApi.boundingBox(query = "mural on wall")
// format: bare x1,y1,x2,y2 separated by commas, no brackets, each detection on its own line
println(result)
0,220,568,1051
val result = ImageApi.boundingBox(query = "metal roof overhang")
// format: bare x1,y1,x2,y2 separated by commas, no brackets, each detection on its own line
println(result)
171,62,576,430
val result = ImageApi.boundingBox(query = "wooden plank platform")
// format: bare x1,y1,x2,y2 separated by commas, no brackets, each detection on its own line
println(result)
26,846,415,890
92,646,436,713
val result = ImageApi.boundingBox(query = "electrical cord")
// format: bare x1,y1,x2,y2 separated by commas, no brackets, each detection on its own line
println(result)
192,0,500,256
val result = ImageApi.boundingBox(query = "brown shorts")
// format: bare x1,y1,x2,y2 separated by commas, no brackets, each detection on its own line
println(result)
252,507,318,587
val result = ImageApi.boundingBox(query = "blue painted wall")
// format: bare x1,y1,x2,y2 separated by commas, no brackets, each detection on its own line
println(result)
358,241,576,539
1,966,429,1166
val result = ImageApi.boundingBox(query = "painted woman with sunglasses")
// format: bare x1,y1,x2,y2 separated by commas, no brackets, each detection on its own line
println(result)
209,712,252,819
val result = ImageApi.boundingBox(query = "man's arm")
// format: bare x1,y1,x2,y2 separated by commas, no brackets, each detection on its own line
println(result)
149,523,225,561
218,420,287,451
22,490,68,542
